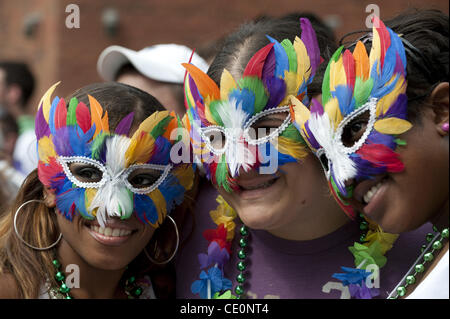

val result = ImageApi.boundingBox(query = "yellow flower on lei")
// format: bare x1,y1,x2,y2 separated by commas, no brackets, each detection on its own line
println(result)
210,196,237,240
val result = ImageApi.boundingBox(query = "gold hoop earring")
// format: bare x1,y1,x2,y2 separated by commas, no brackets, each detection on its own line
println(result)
14,200,62,250
144,215,179,265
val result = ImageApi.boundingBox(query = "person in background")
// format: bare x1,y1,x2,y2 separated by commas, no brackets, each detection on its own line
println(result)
97,44,209,116
0,62,38,176
0,109,25,199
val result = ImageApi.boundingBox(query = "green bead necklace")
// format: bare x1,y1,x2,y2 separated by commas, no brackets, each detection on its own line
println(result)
388,227,449,299
50,257,144,299
233,224,248,298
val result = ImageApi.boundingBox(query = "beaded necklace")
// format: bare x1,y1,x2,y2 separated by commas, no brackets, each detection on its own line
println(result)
50,257,145,299
387,227,449,299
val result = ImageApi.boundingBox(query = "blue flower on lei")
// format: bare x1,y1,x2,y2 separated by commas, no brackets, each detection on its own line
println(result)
191,267,232,299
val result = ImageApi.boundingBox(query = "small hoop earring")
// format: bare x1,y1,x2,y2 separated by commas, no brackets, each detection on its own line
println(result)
14,200,62,251
144,215,179,265
442,123,449,133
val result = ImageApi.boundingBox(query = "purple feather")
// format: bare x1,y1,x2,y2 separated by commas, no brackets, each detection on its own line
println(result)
379,94,408,120
114,112,134,136
300,18,321,77
52,127,73,156
189,75,203,105
35,104,51,140
310,98,324,115
149,136,171,164
304,121,321,150
351,153,386,181
261,47,276,83
366,130,396,150
264,77,286,109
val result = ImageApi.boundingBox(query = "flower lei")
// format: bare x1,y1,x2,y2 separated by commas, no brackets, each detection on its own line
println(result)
191,195,238,299
331,214,399,299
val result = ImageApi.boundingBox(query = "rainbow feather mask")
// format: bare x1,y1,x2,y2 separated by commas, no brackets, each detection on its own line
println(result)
183,18,322,192
291,17,411,218
36,83,194,227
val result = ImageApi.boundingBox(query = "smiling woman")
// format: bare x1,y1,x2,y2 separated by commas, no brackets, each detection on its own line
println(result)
0,82,195,299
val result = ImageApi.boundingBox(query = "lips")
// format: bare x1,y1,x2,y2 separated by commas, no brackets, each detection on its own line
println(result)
350,174,390,219
235,171,282,200
83,219,138,246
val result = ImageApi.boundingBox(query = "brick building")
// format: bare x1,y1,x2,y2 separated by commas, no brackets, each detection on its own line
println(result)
0,0,448,113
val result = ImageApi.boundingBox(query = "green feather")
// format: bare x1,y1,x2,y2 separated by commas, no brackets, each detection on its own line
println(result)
354,77,374,108
67,97,78,126
280,123,304,144
208,100,225,127
91,132,109,160
216,155,231,192
280,39,297,73
322,46,344,105
237,77,268,114
150,115,173,138
394,138,407,146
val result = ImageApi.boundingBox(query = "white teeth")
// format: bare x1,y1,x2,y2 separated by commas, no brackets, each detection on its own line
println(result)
89,225,132,237
363,182,383,204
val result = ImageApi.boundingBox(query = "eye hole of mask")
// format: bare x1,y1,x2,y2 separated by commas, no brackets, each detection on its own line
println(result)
319,153,329,172
69,163,104,183
341,111,370,147
246,111,290,143
206,130,226,149
127,168,163,189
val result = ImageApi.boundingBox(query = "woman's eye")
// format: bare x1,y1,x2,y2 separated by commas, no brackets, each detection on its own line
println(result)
341,112,369,147
206,131,226,149
249,113,288,141
71,166,103,182
128,174,159,188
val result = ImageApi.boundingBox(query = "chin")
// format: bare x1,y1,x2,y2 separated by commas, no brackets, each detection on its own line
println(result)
236,206,279,230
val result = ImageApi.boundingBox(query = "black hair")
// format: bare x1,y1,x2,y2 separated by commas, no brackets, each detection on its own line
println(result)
207,12,338,99
385,9,449,122
0,109,19,137
0,62,35,107
67,81,165,131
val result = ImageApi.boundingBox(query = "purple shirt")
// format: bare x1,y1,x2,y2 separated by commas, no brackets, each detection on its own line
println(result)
175,180,431,299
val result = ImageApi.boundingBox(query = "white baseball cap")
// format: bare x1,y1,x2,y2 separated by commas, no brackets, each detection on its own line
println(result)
97,44,209,84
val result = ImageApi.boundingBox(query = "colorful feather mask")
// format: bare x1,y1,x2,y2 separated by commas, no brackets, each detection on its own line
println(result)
36,82,194,228
291,17,411,218
183,18,323,192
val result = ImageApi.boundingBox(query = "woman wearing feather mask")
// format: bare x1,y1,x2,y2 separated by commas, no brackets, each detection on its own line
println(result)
291,10,448,298
0,82,195,298
175,14,429,299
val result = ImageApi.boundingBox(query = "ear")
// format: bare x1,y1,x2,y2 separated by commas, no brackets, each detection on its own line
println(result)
430,82,449,136
42,187,56,208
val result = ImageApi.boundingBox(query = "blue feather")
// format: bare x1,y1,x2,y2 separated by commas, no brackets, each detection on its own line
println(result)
266,35,289,78
134,194,159,224
229,88,255,119
332,85,355,116
49,96,60,136
158,173,185,213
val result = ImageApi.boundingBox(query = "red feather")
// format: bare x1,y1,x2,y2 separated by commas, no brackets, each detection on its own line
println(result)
373,16,390,70
243,43,275,78
37,158,63,187
75,102,91,133
343,49,355,89
357,143,404,172
54,98,67,129
328,180,356,219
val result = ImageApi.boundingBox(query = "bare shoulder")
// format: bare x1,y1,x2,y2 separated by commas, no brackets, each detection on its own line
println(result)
0,272,21,298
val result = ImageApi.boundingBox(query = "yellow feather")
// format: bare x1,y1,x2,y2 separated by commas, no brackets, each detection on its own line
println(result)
293,36,311,80
38,82,61,123
329,56,346,92
276,137,308,160
125,133,155,166
369,27,381,75
290,95,310,128
88,95,109,137
172,164,195,191
205,98,218,125
184,75,196,109
85,188,97,216
148,189,167,226
280,71,300,105
324,97,343,129
220,69,237,101
38,136,57,163
130,110,170,140
376,76,407,117
374,118,412,135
